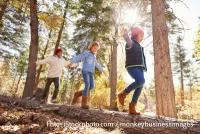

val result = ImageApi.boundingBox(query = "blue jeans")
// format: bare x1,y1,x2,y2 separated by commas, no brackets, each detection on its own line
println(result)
124,67,145,104
82,71,94,96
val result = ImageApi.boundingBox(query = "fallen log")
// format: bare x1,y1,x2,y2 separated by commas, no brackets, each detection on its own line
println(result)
0,95,199,134
55,105,200,134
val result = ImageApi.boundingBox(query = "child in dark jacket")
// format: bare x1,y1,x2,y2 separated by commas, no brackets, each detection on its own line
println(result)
69,41,104,109
118,27,147,115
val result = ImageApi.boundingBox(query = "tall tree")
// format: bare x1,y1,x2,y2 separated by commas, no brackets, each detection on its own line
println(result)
15,50,28,94
0,0,28,59
71,0,112,50
151,0,177,117
54,1,68,54
173,36,190,106
107,0,121,111
23,0,39,98
109,26,118,110
187,68,197,101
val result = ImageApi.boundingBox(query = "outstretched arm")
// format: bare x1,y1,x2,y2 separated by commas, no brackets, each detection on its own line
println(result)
64,60,71,67
123,28,132,48
70,51,89,63
36,57,51,65
95,60,104,73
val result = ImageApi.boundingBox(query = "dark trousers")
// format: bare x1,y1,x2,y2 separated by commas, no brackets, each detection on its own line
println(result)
42,77,59,100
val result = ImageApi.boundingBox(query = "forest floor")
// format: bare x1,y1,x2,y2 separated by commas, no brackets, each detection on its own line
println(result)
0,95,199,134
0,95,121,134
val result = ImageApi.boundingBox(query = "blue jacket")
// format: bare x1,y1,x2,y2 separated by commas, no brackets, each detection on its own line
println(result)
70,50,104,73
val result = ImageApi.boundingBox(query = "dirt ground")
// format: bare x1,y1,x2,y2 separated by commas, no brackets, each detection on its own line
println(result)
0,98,122,134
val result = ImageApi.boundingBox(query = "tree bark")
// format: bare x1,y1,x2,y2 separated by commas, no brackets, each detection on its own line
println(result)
16,62,26,95
11,72,17,90
23,0,39,98
109,22,118,111
180,60,185,106
15,70,23,94
110,42,118,110
151,0,177,117
189,87,192,100
35,29,52,87
0,0,9,21
189,78,192,100
54,2,68,54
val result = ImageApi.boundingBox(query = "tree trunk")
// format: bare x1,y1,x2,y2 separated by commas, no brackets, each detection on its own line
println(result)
141,92,148,112
0,0,9,21
16,63,26,95
151,0,177,117
35,29,52,87
109,23,118,111
15,72,23,95
54,2,68,54
23,0,39,98
110,42,118,110
189,79,192,100
189,87,192,100
59,76,65,102
180,61,184,106
11,72,17,90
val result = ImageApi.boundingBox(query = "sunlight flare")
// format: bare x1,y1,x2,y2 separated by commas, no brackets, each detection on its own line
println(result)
122,9,139,25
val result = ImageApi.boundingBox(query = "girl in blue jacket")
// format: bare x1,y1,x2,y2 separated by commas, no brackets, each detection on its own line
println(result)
70,41,104,109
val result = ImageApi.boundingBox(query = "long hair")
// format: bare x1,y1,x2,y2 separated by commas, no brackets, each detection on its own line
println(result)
87,41,100,54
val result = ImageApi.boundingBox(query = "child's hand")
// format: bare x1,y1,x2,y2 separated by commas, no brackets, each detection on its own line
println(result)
65,61,71,67
69,63,79,68
101,71,109,78
123,28,129,38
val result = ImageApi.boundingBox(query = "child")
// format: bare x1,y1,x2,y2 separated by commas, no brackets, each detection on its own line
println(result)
36,48,69,103
118,27,147,115
69,41,104,109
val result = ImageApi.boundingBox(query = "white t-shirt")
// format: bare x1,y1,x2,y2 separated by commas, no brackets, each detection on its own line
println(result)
36,56,69,78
